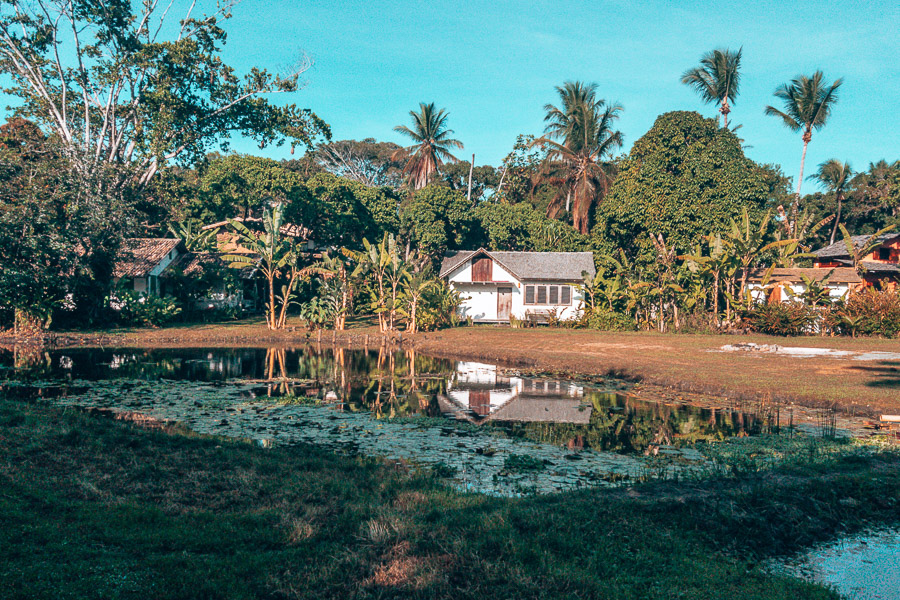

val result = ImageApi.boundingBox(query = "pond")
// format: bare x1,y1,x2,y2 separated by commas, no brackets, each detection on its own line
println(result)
770,528,900,600
0,346,777,495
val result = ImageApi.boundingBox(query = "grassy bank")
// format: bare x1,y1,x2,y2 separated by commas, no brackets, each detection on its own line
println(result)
2,398,899,599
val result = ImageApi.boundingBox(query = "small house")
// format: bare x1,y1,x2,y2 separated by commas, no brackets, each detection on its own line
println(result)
812,233,900,289
439,249,595,323
162,251,260,310
113,238,185,295
747,268,863,304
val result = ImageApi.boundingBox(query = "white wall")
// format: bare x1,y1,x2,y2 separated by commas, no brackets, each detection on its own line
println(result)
447,258,585,322
747,282,852,303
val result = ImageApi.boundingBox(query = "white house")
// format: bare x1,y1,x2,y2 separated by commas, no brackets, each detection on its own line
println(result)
746,267,863,304
439,249,595,323
113,238,185,295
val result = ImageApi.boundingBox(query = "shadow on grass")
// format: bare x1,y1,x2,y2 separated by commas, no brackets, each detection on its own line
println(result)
850,360,900,389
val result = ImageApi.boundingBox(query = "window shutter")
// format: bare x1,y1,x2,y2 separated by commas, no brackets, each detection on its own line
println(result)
525,285,535,304
561,285,571,305
536,286,547,304
549,286,559,304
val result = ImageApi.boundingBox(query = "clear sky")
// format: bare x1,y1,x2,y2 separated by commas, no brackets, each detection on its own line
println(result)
6,0,898,192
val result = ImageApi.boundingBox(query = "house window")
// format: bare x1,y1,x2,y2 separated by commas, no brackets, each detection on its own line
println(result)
524,284,573,305
879,248,891,261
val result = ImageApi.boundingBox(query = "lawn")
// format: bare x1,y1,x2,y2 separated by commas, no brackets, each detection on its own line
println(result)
2,397,899,599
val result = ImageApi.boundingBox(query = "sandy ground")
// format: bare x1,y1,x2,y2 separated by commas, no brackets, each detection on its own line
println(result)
4,319,899,418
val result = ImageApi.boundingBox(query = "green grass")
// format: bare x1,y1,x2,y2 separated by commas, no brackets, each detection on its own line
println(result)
2,398,899,599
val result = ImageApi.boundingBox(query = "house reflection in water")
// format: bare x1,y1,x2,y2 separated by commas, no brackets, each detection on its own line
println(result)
444,362,589,424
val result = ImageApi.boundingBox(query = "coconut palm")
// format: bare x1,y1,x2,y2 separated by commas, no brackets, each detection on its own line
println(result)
810,159,854,244
530,81,624,234
764,71,843,225
681,47,743,127
391,103,463,190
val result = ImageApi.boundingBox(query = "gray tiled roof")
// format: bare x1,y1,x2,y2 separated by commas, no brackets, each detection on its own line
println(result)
440,249,596,282
813,234,899,259
859,261,900,274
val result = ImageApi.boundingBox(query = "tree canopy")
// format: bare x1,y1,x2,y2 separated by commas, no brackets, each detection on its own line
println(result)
399,184,473,259
0,0,329,188
593,111,770,260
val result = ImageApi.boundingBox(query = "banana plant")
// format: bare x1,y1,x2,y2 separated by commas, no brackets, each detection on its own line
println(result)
726,208,798,310
222,205,301,330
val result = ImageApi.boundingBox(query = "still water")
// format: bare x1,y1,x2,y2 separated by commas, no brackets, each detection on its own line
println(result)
1,346,773,494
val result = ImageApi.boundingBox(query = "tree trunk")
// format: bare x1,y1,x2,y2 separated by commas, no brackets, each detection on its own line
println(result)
829,193,843,245
792,132,811,233
267,275,276,330
466,154,475,205
713,270,720,325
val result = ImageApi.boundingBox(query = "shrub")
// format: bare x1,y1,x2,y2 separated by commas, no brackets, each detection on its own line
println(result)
111,288,182,327
578,307,637,331
823,288,900,338
744,301,818,336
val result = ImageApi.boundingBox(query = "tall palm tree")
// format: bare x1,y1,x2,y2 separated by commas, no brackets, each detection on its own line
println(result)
530,81,624,234
681,47,743,127
764,71,843,230
391,103,463,190
810,159,853,244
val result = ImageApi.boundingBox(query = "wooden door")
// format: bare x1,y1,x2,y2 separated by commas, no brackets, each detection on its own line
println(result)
472,257,492,281
497,286,512,321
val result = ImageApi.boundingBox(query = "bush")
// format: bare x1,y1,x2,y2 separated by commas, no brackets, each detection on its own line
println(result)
578,307,637,331
744,301,818,336
111,288,182,328
823,288,900,338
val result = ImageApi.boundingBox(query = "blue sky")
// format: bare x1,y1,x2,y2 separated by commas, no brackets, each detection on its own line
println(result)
4,0,898,192
217,0,898,190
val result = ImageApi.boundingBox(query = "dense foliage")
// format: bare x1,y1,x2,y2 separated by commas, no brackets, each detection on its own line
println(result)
594,111,770,261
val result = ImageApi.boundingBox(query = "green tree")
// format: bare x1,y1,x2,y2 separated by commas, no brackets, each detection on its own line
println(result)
313,138,405,188
0,117,131,327
399,185,473,259
764,71,843,228
301,172,401,248
0,1,328,188
473,202,589,252
530,81,624,234
195,154,308,222
810,159,854,244
392,103,463,190
594,111,770,261
681,47,743,127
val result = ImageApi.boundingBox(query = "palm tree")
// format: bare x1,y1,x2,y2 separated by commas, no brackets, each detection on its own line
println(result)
391,103,463,190
530,81,624,234
764,71,843,229
810,159,853,244
681,47,743,127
